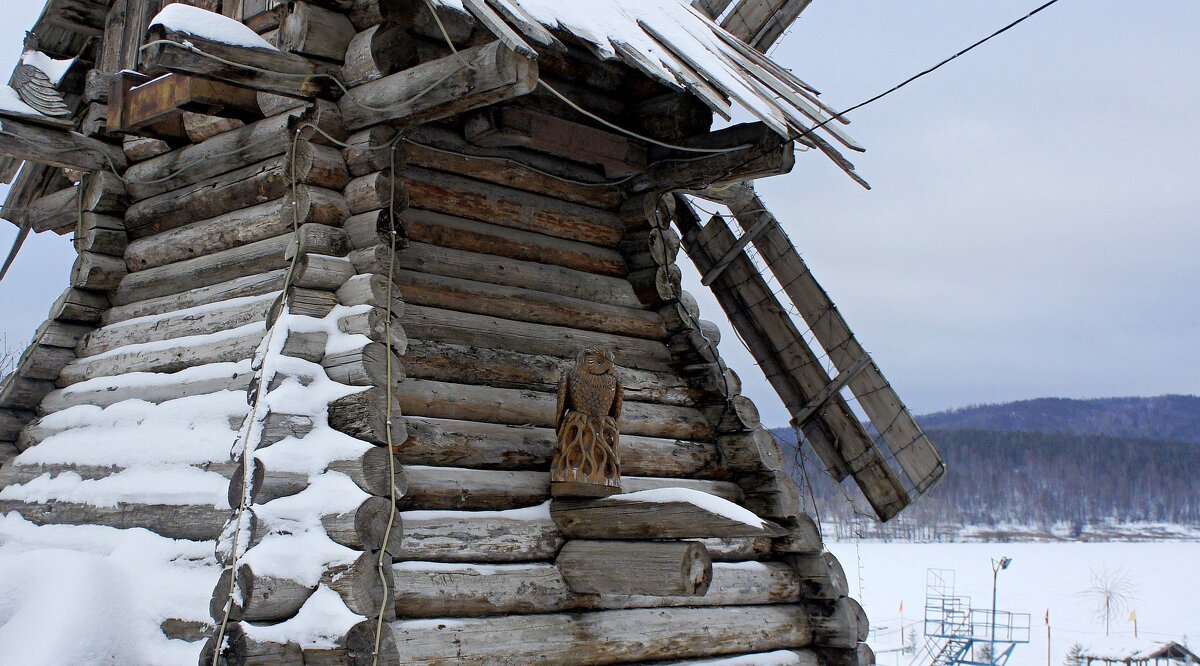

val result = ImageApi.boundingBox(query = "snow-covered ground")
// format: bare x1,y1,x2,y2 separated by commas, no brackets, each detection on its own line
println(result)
827,541,1200,666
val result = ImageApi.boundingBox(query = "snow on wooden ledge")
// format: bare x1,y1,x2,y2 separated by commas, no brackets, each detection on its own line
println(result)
609,487,768,528
149,4,279,51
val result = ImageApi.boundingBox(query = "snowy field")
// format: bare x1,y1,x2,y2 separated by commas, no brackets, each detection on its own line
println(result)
827,541,1200,666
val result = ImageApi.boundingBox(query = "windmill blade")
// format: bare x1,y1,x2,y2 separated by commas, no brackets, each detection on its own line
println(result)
707,184,946,495
0,221,31,283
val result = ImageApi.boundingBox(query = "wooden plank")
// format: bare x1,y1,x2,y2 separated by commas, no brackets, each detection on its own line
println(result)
630,121,795,194
556,540,712,596
0,116,127,172
104,270,286,324
0,499,229,540
403,165,623,247
674,198,909,521
350,605,814,665
23,186,79,234
339,40,538,131
117,73,261,132
141,24,339,99
718,185,945,495
551,494,786,540
397,417,722,479
391,559,800,617
394,377,711,441
465,106,647,178
115,233,293,305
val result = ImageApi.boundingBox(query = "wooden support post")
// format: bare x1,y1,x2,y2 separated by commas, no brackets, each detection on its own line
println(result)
555,540,713,597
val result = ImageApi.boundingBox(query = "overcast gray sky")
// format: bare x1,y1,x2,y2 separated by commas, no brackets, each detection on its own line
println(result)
1,1,1197,427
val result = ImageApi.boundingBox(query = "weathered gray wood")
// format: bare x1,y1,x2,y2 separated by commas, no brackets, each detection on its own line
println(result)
283,223,351,260
399,208,626,277
48,287,109,324
360,242,639,309
0,365,57,409
123,136,172,162
0,499,229,540
0,116,127,172
200,622,304,666
23,186,78,234
124,156,292,239
321,342,405,387
401,305,675,372
341,22,416,87
400,338,694,406
78,171,127,215
789,551,849,602
124,191,347,272
116,234,292,305
293,253,356,290
181,113,246,144
404,125,622,210
39,366,255,414
772,514,823,555
388,269,666,340
404,166,623,247
0,409,33,442
82,297,272,358
391,560,801,618
349,605,814,666
397,417,723,479
343,169,407,214
75,213,127,257
400,466,740,511
343,125,403,177
106,271,287,324
551,495,786,540
60,327,266,386
70,251,126,292
676,203,909,522
631,122,795,194
0,460,237,488
336,305,409,355
811,596,867,649
235,447,405,506
247,494,402,554
394,377,711,441
721,184,945,496
287,140,352,191
335,273,405,312
16,343,76,380
556,540,711,597
327,386,407,446
279,1,357,62
466,106,647,178
393,505,562,563
143,24,339,99
212,551,391,622
339,40,538,131
717,428,784,474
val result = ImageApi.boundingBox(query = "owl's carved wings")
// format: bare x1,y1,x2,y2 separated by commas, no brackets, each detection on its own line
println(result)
555,372,571,429
12,64,71,117
610,380,623,420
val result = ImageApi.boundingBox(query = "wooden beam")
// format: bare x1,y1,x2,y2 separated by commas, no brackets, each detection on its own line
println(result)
141,24,340,99
550,490,787,539
465,106,647,178
115,73,260,132
40,0,112,37
674,199,910,521
0,117,127,172
556,540,712,597
630,122,794,194
720,0,813,52
339,40,538,131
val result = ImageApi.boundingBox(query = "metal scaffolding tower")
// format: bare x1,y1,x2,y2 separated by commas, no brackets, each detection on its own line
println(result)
922,569,1031,666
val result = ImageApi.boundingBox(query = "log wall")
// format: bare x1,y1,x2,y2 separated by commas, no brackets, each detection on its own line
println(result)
0,3,871,665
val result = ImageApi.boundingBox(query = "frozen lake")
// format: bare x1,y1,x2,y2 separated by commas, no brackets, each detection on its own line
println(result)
826,541,1200,666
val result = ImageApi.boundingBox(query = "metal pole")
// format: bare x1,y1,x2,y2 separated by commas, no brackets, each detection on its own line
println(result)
991,564,999,665
1047,620,1051,666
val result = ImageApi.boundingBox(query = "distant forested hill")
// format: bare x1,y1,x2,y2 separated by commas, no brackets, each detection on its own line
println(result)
773,396,1200,539
917,395,1200,444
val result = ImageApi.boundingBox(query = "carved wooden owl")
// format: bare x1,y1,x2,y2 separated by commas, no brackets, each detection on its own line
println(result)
556,348,623,425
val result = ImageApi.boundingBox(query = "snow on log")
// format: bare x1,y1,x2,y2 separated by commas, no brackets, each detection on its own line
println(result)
551,488,788,540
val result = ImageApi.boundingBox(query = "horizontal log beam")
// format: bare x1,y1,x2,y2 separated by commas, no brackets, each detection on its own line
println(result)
0,117,127,172
339,40,538,130
630,122,794,194
556,540,711,596
551,491,786,539
142,25,339,99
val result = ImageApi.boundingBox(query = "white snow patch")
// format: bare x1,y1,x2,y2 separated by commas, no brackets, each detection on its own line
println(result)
0,87,41,117
393,561,548,576
402,500,552,522
150,4,279,50
54,360,252,397
609,487,767,528
244,585,364,648
666,652,811,666
21,51,75,85
106,292,278,331
284,304,373,356
0,467,231,509
0,514,217,665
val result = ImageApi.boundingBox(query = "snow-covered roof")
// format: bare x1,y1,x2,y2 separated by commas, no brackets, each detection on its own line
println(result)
1079,639,1199,662
436,0,865,182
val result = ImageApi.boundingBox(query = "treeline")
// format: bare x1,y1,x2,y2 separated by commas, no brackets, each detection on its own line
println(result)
918,395,1200,445
774,428,1200,539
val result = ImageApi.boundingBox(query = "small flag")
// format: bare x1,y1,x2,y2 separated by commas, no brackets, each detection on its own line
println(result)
899,600,904,614
1129,610,1137,621
1045,609,1050,625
